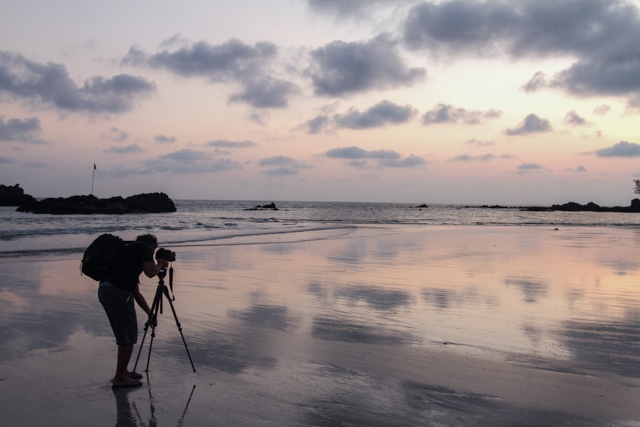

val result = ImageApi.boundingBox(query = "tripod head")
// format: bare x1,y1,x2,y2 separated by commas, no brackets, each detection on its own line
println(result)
156,265,175,301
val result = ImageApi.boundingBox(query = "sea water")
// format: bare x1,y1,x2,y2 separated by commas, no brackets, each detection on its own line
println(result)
2,200,640,256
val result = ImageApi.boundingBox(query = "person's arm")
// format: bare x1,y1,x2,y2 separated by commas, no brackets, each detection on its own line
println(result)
132,283,157,326
142,259,169,278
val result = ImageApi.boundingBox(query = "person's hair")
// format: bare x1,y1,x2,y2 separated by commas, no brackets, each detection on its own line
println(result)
136,234,158,248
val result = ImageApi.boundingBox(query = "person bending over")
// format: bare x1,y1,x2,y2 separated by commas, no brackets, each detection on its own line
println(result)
98,234,170,388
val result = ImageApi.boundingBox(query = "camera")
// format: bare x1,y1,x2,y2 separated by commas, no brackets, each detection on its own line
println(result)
156,247,176,262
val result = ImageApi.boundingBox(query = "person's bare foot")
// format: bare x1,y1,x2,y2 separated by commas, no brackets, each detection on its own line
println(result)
112,377,142,388
125,371,143,379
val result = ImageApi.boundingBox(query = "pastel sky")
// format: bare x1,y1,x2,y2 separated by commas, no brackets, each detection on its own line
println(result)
1,0,640,205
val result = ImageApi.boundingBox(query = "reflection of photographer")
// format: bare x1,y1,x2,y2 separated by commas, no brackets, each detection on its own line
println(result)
98,234,172,388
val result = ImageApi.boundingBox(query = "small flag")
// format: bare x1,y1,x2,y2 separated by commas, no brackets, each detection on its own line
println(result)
94,163,96,170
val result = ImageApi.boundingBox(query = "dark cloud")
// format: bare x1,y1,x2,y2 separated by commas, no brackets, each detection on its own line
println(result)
564,110,589,126
295,100,416,133
334,100,417,129
0,156,13,163
595,141,640,158
103,144,143,154
206,139,256,148
0,116,44,143
516,163,544,174
294,114,331,134
259,155,311,176
327,146,400,160
521,71,548,93
142,148,243,174
402,0,640,105
326,145,425,168
122,39,298,109
309,34,426,96
448,153,497,162
505,114,552,135
421,103,501,125
0,51,155,114
307,0,400,17
228,76,299,108
123,39,277,80
593,104,612,115
154,134,176,143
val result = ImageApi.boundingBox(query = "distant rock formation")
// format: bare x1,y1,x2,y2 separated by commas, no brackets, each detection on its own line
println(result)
17,192,176,214
473,199,640,213
415,204,428,208
0,184,37,207
244,202,278,211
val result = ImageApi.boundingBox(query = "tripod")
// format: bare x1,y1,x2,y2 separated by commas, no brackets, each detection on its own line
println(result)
133,266,196,373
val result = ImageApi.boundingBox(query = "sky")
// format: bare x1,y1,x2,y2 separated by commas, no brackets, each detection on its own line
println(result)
1,0,640,205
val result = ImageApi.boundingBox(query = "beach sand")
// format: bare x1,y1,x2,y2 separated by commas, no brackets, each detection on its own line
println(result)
2,225,640,426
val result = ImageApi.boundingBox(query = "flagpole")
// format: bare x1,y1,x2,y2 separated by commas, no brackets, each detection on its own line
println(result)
91,164,96,196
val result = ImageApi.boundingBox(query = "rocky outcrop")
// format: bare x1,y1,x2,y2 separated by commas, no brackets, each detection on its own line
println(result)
17,192,176,214
244,202,278,211
415,204,429,208
0,184,37,207
470,199,640,213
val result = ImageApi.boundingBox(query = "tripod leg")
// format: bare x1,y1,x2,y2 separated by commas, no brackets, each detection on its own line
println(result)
163,288,197,372
133,284,163,373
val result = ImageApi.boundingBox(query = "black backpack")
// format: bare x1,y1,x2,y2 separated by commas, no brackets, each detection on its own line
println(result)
81,234,128,281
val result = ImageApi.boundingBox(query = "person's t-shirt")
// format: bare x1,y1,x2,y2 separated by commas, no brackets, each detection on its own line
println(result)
104,241,154,292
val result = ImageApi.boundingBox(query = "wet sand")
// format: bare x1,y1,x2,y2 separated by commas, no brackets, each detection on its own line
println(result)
2,225,640,426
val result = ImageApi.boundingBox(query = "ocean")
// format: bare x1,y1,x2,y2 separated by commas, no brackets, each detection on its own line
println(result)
2,200,640,256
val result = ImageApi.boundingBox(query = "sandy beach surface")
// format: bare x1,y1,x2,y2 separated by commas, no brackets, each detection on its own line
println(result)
2,224,640,426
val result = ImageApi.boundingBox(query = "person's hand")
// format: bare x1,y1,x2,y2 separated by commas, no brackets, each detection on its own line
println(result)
147,313,157,327
157,258,170,269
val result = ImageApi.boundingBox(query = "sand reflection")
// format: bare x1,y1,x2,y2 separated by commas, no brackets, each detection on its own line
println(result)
3,225,640,424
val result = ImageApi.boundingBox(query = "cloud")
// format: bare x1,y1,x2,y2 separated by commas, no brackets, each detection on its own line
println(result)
521,71,548,93
0,116,45,143
295,100,417,133
326,145,424,168
228,76,299,108
101,127,129,141
122,39,298,109
142,148,243,174
517,162,544,173
505,114,552,136
595,141,640,158
334,100,417,129
564,110,589,126
0,156,13,163
448,153,497,162
306,0,402,17
593,104,612,115
565,166,588,172
421,103,501,125
259,155,311,176
295,114,331,134
206,139,256,148
103,144,143,154
0,51,155,114
309,34,426,96
154,135,176,143
465,138,495,147
402,0,640,105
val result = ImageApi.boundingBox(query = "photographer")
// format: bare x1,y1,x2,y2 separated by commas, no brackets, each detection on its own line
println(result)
98,234,170,388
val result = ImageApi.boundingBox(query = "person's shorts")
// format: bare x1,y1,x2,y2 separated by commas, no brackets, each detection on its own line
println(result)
98,283,137,345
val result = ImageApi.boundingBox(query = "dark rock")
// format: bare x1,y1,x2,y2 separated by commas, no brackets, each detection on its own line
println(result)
0,184,37,207
416,204,428,208
244,202,278,211
17,192,176,214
